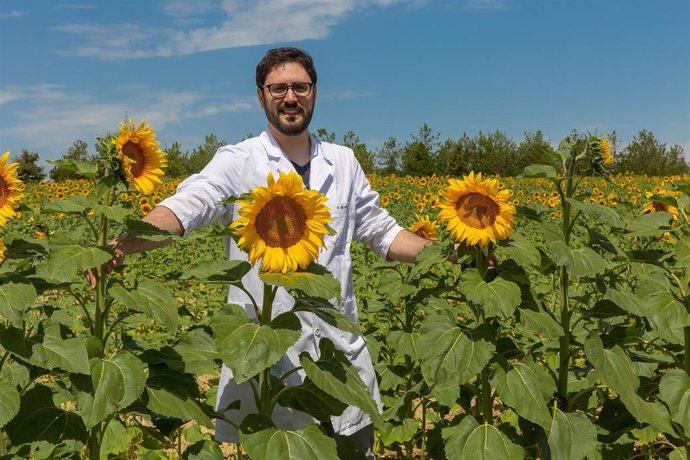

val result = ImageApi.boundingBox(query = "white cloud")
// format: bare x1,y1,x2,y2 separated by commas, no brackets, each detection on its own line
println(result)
54,0,420,60
0,84,254,155
0,10,26,19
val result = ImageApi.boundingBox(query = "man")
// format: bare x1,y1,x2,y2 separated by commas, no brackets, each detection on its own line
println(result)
93,47,430,456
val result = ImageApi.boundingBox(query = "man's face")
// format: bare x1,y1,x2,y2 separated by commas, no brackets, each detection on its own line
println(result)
258,62,316,137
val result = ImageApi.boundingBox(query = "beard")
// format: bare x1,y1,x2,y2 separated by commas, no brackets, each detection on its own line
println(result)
264,100,315,136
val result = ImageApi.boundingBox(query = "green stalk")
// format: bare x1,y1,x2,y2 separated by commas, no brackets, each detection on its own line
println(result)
557,156,575,401
258,284,278,416
475,247,493,424
684,326,690,376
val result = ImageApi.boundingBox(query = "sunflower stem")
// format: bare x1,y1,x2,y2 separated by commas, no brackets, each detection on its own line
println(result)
258,284,278,416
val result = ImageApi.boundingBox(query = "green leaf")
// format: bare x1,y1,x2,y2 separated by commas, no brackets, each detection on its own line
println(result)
174,329,218,374
0,283,37,327
626,212,673,237
387,330,419,360
547,409,597,460
520,164,558,178
379,419,418,445
125,218,178,241
518,309,564,338
94,204,132,222
40,196,97,214
261,263,341,302
549,242,607,280
214,308,301,384
640,292,690,344
78,352,146,428
492,363,552,429
584,333,673,433
179,259,252,283
101,419,134,457
183,440,225,460
566,198,624,228
40,337,91,375
605,289,646,317
36,244,113,283
676,237,690,269
146,388,213,428
659,369,690,434
0,382,20,428
5,385,87,445
110,281,179,333
291,297,359,334
497,233,541,267
277,377,348,421
417,312,495,388
459,270,521,318
240,415,338,460
301,338,384,428
442,416,523,460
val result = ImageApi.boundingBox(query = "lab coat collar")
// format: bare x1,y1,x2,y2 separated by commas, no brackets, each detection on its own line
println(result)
259,128,335,193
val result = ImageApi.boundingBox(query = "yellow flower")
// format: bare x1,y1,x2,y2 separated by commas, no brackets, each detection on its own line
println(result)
230,171,332,273
599,137,614,165
113,119,167,194
642,190,680,225
0,238,5,262
0,152,25,226
409,214,438,241
438,172,515,248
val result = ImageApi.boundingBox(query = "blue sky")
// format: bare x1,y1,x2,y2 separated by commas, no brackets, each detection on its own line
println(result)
1,0,688,167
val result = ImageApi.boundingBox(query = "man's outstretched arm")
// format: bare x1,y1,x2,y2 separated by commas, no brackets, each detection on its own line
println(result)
87,205,184,288
385,229,433,263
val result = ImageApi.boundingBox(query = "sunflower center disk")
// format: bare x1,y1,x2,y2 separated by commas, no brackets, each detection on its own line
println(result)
0,177,7,203
456,193,499,229
123,141,146,177
255,196,307,248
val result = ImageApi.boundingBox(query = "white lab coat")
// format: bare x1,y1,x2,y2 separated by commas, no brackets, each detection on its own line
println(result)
159,129,404,441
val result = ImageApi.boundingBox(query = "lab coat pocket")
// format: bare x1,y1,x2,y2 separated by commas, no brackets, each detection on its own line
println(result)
326,201,351,253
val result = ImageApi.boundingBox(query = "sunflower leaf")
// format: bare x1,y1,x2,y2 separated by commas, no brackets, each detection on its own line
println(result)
260,263,341,303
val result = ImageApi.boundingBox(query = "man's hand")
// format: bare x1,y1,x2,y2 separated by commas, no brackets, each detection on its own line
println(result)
86,246,125,289
85,205,184,289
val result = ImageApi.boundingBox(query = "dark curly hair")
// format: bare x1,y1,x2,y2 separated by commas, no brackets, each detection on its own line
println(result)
255,47,317,88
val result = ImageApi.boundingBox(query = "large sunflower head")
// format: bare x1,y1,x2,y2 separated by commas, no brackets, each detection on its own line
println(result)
409,214,438,241
0,151,25,226
230,170,332,273
113,119,167,195
438,172,515,248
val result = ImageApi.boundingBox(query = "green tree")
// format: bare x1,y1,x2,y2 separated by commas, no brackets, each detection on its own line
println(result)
315,128,336,143
402,124,439,176
342,131,374,174
187,134,225,174
616,130,689,175
14,149,46,181
164,142,188,178
473,130,520,176
435,133,479,177
49,139,93,181
374,136,403,175
516,131,557,171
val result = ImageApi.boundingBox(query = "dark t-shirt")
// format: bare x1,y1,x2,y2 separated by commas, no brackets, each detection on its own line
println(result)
290,160,311,189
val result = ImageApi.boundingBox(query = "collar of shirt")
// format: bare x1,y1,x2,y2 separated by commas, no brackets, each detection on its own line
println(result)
260,129,335,194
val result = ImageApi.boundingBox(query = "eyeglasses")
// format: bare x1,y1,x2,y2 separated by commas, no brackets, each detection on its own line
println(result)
262,82,314,98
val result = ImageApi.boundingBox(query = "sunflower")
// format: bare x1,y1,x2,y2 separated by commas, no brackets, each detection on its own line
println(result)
409,214,438,241
0,238,5,263
0,151,24,226
642,190,680,225
589,136,614,173
438,172,515,248
230,171,332,273
113,119,167,195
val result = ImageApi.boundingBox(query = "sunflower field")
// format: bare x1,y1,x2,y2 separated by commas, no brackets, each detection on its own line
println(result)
1,123,690,460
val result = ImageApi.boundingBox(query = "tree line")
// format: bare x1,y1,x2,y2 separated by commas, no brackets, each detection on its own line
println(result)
11,125,689,182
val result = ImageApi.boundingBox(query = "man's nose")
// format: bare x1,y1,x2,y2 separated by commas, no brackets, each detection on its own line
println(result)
283,87,299,102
